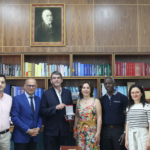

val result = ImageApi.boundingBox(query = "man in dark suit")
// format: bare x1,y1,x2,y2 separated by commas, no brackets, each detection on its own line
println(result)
11,78,43,150
40,71,73,150
35,9,61,42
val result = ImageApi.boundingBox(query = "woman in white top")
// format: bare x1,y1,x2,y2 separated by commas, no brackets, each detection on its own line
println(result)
125,84,150,150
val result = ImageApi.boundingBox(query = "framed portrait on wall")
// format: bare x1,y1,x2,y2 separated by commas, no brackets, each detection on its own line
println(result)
30,3,66,46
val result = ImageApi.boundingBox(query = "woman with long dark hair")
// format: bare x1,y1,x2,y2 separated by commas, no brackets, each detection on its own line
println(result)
73,81,102,150
125,84,150,150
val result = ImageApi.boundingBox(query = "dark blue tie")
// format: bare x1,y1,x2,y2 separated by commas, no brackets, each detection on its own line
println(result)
29,97,34,114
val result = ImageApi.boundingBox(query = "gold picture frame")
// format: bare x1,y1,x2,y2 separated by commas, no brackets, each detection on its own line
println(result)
30,3,66,46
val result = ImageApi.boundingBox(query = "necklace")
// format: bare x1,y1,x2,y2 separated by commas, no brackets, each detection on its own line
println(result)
83,97,90,104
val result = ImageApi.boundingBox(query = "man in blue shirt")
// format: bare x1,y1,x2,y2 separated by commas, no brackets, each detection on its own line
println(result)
100,77,128,150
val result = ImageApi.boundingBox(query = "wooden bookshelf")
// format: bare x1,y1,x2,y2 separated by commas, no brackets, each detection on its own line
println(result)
1,52,150,103
114,53,150,78
0,54,22,77
23,54,70,77
72,53,113,77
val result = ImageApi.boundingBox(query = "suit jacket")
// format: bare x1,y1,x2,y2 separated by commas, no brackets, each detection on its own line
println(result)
35,21,61,42
40,87,73,136
11,93,43,143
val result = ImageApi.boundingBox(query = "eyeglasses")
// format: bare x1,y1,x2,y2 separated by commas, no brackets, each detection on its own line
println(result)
27,85,36,88
130,91,140,95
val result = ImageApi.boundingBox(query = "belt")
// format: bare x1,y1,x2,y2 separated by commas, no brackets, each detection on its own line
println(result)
0,129,9,134
104,124,123,128
79,120,96,130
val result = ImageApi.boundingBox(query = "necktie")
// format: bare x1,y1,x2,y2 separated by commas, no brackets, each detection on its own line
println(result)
29,97,34,114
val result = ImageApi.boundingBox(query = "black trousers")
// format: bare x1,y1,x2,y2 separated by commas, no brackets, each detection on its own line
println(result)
100,126,126,150
43,134,69,150
14,138,37,150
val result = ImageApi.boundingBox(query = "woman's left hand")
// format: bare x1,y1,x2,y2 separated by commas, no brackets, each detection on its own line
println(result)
95,133,100,144
146,141,150,150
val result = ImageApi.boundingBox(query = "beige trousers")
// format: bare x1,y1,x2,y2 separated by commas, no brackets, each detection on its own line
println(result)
0,131,11,150
128,127,148,150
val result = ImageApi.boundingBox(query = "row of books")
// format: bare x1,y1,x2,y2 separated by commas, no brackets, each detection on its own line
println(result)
101,83,127,97
64,87,97,100
24,62,70,77
73,63,111,76
115,62,150,76
4,84,44,99
0,63,21,76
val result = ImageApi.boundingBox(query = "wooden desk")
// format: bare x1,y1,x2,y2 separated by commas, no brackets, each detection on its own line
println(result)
61,146,82,150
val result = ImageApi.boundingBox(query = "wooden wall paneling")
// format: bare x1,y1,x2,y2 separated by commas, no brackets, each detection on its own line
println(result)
0,47,2,53
139,5,150,45
24,54,70,66
115,46,138,52
49,0,93,4
66,5,94,46
4,0,48,4
94,5,138,46
0,4,3,46
138,0,150,4
3,5,30,46
94,0,137,4
139,46,150,52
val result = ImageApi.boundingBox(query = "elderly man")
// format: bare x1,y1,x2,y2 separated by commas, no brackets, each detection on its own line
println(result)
11,78,43,150
35,9,61,42
0,75,12,150
100,77,128,150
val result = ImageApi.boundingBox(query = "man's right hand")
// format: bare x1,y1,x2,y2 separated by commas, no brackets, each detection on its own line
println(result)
27,129,39,137
56,103,66,110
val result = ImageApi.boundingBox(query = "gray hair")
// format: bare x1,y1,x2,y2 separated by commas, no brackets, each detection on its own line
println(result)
25,78,37,85
51,71,62,79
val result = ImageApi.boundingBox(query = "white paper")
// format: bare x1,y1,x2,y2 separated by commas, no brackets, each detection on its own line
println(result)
66,105,73,115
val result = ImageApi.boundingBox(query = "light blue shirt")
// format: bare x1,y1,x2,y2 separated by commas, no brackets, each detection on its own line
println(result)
25,91,35,111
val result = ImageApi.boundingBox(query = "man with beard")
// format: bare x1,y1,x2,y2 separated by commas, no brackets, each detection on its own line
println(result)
40,71,73,150
35,9,61,42
100,77,128,150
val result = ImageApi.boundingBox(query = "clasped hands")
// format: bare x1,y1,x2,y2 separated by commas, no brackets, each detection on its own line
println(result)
27,127,40,137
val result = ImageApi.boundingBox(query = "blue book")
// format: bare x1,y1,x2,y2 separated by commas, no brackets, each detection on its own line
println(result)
17,86,21,96
80,64,84,76
123,86,127,96
38,88,43,99
64,65,68,76
94,88,97,98
92,65,94,76
14,86,17,97
68,67,70,76
118,86,124,95
84,64,87,76
34,88,38,97
75,62,78,76
4,84,11,95
94,65,96,76
89,64,92,76
87,64,90,76
78,62,80,76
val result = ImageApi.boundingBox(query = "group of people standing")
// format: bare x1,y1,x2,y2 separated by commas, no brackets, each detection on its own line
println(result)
0,71,150,150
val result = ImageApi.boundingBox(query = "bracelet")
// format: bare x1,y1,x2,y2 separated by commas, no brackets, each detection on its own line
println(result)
73,129,77,132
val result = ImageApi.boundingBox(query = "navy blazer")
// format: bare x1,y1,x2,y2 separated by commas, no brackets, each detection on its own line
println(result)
40,87,73,136
11,93,43,143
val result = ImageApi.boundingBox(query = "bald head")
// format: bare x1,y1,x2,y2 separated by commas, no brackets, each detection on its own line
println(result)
42,9,53,25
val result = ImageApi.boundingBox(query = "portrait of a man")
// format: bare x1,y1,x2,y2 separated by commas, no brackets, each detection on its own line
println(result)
30,4,65,46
